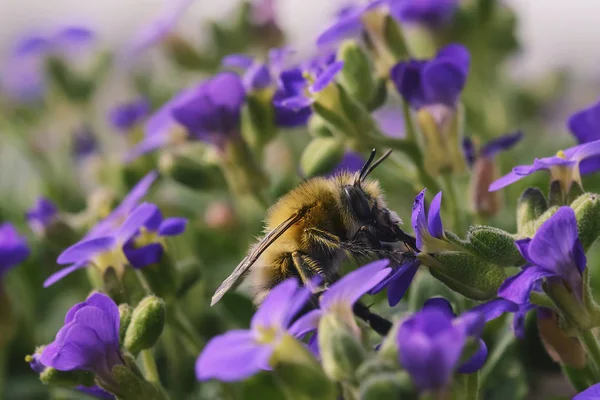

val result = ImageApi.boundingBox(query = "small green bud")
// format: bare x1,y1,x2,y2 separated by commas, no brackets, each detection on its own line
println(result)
124,296,166,355
466,225,524,267
300,137,345,178
516,187,548,237
355,358,397,382
532,206,560,232
337,40,375,103
40,367,95,388
365,78,388,111
318,313,366,382
424,251,507,301
158,152,226,191
571,193,600,251
381,15,409,60
119,304,133,344
241,90,277,152
336,83,377,136
548,180,567,207
359,371,416,400
112,364,166,400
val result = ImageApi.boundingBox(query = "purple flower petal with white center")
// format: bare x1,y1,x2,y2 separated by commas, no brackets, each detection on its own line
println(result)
158,218,188,236
321,259,391,310
389,0,458,27
0,223,30,275
196,330,272,382
26,197,58,233
489,139,600,191
568,100,600,144
40,293,123,385
196,278,311,382
574,383,600,400
43,261,88,288
457,339,487,374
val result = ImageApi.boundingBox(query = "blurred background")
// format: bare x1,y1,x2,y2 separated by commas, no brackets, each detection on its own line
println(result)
1,0,599,399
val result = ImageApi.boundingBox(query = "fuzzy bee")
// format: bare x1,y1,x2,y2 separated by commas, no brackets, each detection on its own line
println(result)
211,149,416,311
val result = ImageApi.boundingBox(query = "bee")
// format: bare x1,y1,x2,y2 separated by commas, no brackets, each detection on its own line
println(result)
211,149,416,308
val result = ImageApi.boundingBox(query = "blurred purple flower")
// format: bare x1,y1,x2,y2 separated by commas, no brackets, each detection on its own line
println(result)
488,140,600,192
398,297,516,391
463,131,523,168
0,223,29,276
127,72,246,161
498,207,586,305
123,207,187,269
316,1,385,47
568,100,600,144
289,260,392,342
325,151,365,177
40,293,123,388
119,0,195,65
388,0,458,27
573,382,600,399
28,353,46,374
76,386,115,399
26,197,58,235
44,202,157,287
0,26,94,102
108,97,151,132
372,106,405,138
196,279,311,381
72,125,98,160
391,44,470,112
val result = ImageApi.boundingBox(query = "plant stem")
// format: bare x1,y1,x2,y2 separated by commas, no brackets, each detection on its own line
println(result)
480,327,514,386
579,330,600,380
173,306,203,354
441,172,462,233
464,372,479,400
141,349,160,384
135,269,153,295
402,100,417,142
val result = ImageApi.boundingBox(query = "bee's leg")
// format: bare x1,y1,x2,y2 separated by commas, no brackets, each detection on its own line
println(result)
290,251,325,293
352,226,382,249
353,301,392,336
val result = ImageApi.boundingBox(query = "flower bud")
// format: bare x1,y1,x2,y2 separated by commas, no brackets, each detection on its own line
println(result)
416,107,467,177
318,313,366,382
241,90,277,152
40,367,95,388
124,296,166,355
516,187,548,237
359,372,414,400
469,157,502,217
423,251,507,301
337,40,375,103
532,206,560,233
356,358,397,382
300,137,345,178
571,193,600,251
112,363,166,400
538,311,586,368
163,34,212,70
158,152,226,192
119,304,133,344
466,225,524,267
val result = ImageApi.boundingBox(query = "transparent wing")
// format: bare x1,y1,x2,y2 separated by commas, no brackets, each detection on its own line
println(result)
210,206,313,306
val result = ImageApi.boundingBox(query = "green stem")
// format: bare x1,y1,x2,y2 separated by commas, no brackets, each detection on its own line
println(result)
135,270,153,295
401,100,417,142
579,330,600,381
480,328,514,386
141,349,160,384
464,372,479,400
561,364,594,392
441,172,462,233
173,306,203,354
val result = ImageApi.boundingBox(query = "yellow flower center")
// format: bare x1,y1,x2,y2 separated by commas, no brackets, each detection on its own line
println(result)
256,325,278,344
133,226,161,248
556,150,567,159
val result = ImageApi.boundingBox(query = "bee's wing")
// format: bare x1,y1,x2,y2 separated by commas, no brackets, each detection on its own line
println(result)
210,207,312,306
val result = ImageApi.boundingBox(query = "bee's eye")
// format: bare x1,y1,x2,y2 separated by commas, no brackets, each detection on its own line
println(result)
344,186,372,220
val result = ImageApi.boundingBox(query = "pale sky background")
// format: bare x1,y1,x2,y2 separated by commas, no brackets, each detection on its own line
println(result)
0,0,599,78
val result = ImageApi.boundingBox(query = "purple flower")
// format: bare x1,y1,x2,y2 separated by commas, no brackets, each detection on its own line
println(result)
273,52,344,112
40,293,123,388
370,259,420,307
0,26,94,102
412,189,446,251
72,125,98,160
222,53,273,92
568,100,600,144
0,223,29,276
26,197,58,235
574,383,600,400
464,131,523,168
391,44,470,112
488,140,600,192
108,97,151,132
196,279,311,382
44,202,157,287
118,0,194,65
316,1,385,47
388,0,458,27
127,73,245,161
498,207,586,305
123,207,188,269
325,151,365,177
27,352,46,373
289,260,392,342
398,297,516,391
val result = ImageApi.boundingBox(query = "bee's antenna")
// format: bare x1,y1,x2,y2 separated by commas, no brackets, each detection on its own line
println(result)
355,148,377,185
360,149,393,183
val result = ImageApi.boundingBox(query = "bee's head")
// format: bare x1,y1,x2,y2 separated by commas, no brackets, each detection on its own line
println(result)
343,149,404,242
